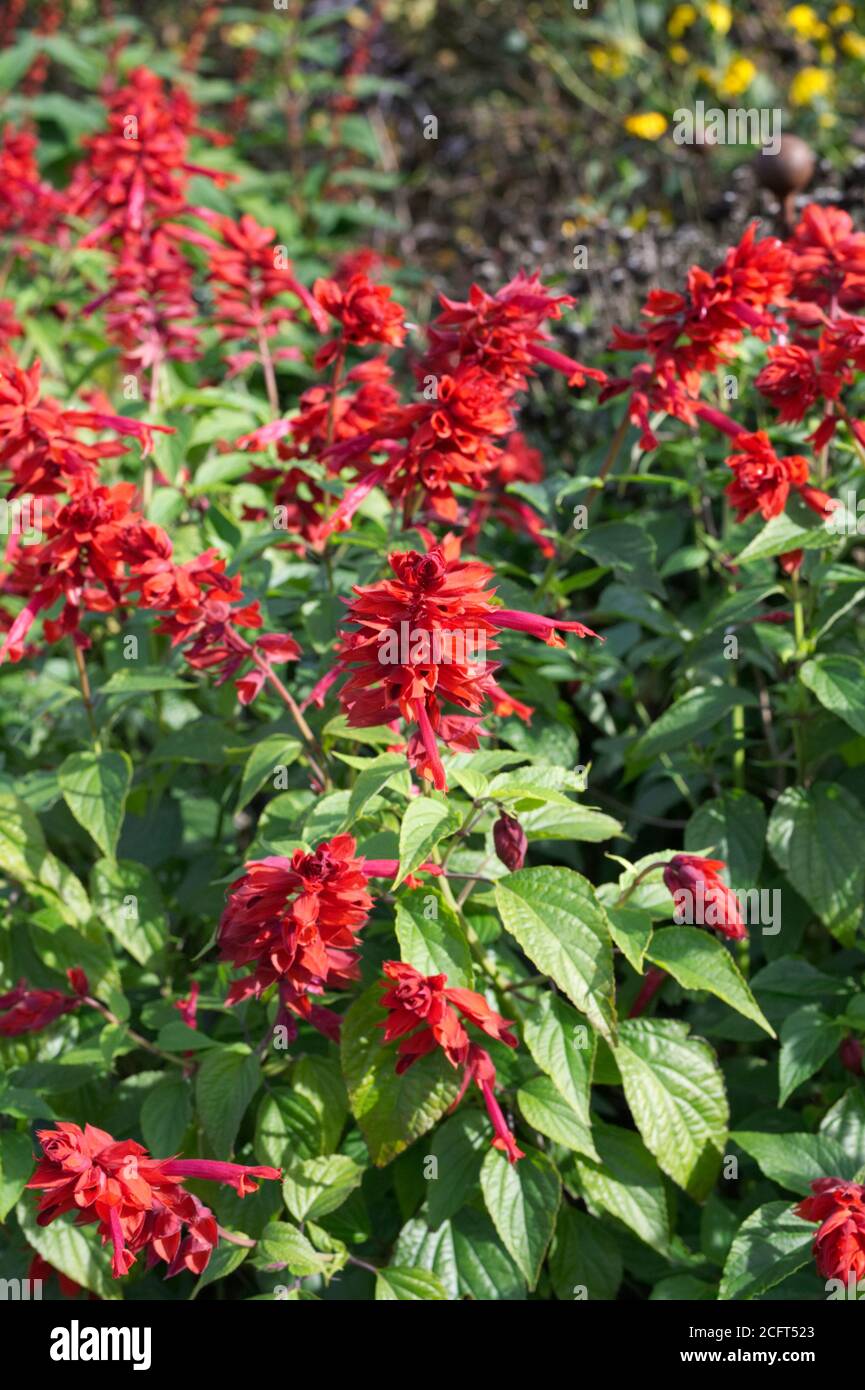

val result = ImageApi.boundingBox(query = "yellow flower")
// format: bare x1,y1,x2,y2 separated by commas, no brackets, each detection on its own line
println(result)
669,42,690,63
704,3,733,34
819,111,838,127
820,41,836,60
785,5,828,39
830,4,854,23
841,30,865,58
668,3,697,38
624,112,668,140
225,21,257,46
589,45,628,76
718,55,757,96
789,65,832,103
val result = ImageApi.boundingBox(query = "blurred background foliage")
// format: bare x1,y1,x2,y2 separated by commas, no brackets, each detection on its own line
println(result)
6,0,865,351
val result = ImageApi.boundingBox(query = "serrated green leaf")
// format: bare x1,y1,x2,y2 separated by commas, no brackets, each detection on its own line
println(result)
646,928,775,1036
495,867,617,1044
719,1202,814,1300
613,1019,728,1200
195,1044,262,1157
394,798,460,888
58,750,131,859
480,1145,561,1290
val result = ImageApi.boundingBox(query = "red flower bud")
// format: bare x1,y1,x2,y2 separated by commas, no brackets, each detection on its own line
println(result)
493,812,527,872
840,1036,864,1077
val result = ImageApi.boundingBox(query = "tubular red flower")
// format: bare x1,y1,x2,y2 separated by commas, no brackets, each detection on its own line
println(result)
334,533,599,789
724,430,834,524
0,977,84,1036
27,1122,280,1280
219,835,394,1032
663,854,746,940
379,961,522,1159
796,1179,865,1284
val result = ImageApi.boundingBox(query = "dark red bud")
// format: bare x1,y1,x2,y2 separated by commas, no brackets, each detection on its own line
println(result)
493,812,527,872
840,1036,864,1077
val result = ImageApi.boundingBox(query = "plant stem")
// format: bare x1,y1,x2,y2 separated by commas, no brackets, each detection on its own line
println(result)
84,996,186,1068
72,642,102,752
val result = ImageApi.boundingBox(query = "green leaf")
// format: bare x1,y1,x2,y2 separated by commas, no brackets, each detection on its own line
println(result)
345,752,408,823
340,985,461,1166
495,867,617,1044
191,1242,249,1297
426,1111,489,1229
375,1267,450,1295
195,1045,262,1157
685,790,767,889
646,928,775,1036
549,1206,622,1301
820,1087,865,1163
736,508,834,564
0,1130,32,1221
606,906,654,973
393,1210,526,1299
235,735,301,812
521,993,596,1148
768,784,865,947
156,1022,218,1052
140,1075,193,1156
480,1145,561,1290
731,1130,859,1194
16,1201,118,1299
58,750,132,859
254,1090,322,1167
282,1155,364,1222
100,669,195,697
518,1076,596,1159
0,791,91,925
375,1265,448,1300
577,521,662,595
801,654,865,739
258,1221,335,1277
89,858,167,967
519,801,623,843
566,1122,672,1254
778,1005,845,1106
613,1019,729,1200
291,1056,349,1155
629,686,757,764
394,797,461,887
395,887,473,988
719,1201,814,1300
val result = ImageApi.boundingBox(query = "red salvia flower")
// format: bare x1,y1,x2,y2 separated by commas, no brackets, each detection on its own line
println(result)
0,126,65,252
334,533,599,790
379,961,523,1161
314,271,406,367
219,836,441,1039
27,1122,280,1279
754,342,841,424
724,430,836,523
663,854,746,940
0,971,87,1036
796,1179,865,1285
787,204,865,310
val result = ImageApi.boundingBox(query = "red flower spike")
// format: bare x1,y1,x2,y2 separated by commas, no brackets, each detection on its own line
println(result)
0,976,85,1036
27,1122,280,1281
379,961,522,1160
797,1179,865,1284
334,533,599,789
